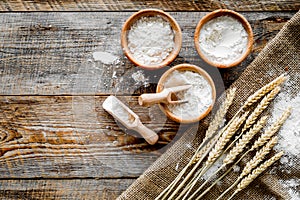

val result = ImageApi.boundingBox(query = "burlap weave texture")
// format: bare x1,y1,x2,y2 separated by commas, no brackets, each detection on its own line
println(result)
118,11,300,200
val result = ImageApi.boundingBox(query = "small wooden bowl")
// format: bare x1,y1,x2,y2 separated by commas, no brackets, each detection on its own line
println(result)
121,9,182,70
157,64,216,123
194,9,254,68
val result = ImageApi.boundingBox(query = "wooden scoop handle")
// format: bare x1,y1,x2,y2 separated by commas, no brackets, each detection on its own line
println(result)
138,90,168,107
133,123,159,145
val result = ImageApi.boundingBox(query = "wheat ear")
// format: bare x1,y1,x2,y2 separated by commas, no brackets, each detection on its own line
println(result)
241,136,278,177
191,88,236,165
222,116,268,166
223,151,284,200
205,111,249,166
251,107,291,150
205,88,236,138
176,112,249,200
216,136,278,200
192,134,219,165
236,151,284,190
243,74,286,108
187,116,267,200
241,86,280,132
157,95,239,200
181,112,248,199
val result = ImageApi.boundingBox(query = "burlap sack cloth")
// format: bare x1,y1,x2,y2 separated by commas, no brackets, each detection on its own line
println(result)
118,11,300,200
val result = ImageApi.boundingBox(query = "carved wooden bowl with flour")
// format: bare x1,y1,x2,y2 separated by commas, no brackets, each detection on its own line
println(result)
194,9,254,68
121,9,182,70
157,64,216,123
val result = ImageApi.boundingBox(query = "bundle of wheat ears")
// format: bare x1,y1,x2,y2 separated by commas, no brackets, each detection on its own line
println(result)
156,74,291,200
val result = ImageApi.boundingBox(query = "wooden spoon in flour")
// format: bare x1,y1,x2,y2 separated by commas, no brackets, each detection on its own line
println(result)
102,96,159,145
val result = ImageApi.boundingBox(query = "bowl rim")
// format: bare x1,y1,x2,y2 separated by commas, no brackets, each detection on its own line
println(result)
194,9,254,68
121,9,182,70
156,63,216,123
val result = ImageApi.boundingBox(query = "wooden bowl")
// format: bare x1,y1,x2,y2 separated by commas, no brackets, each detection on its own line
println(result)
121,9,182,70
194,9,254,68
157,64,216,123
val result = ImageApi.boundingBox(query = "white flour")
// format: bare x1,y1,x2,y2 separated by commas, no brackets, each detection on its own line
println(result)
92,51,119,65
103,96,135,125
164,70,213,119
280,179,300,200
131,70,149,86
127,16,175,65
269,81,300,160
267,78,300,199
199,16,248,65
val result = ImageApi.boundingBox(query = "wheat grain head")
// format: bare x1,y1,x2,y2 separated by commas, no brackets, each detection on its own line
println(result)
243,74,286,108
205,88,236,138
223,116,268,166
241,136,278,177
205,111,249,166
237,151,284,192
242,87,280,132
251,107,291,150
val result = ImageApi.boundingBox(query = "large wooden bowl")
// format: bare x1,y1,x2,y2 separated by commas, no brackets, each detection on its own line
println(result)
121,9,182,70
157,64,216,123
194,9,254,68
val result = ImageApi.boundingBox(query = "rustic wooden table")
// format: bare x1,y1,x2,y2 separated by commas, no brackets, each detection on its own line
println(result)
0,1,299,199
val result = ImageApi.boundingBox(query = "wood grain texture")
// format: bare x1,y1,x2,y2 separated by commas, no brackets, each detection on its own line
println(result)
0,179,135,199
0,9,297,199
0,12,294,95
0,0,299,11
0,95,193,178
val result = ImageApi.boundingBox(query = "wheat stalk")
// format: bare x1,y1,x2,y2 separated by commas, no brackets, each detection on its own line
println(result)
187,115,268,200
162,90,237,200
172,89,239,199
222,116,268,166
251,107,291,150
241,86,280,132
235,151,284,191
241,136,278,177
216,113,288,200
191,88,236,165
219,151,284,200
177,112,249,200
175,112,248,200
243,74,286,108
205,111,249,166
156,76,288,200
192,134,218,165
205,88,236,138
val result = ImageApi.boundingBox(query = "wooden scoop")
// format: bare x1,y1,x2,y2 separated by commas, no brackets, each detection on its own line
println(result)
138,85,192,107
102,96,159,145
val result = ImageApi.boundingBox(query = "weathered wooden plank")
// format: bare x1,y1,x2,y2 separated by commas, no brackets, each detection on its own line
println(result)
0,12,294,95
0,95,192,178
0,179,134,199
0,0,299,11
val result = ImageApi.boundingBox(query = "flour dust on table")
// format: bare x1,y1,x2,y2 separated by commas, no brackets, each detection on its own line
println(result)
131,70,149,86
92,51,120,65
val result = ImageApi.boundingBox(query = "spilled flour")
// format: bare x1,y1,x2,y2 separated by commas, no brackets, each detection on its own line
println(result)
269,83,300,159
280,179,300,200
268,77,300,199
131,70,149,86
93,51,119,65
